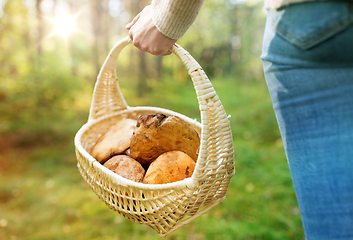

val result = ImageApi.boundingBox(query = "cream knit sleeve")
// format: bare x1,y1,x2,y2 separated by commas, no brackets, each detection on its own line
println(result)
151,0,205,40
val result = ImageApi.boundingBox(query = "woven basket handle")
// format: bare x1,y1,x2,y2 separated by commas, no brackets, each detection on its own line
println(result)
170,43,234,184
88,37,131,121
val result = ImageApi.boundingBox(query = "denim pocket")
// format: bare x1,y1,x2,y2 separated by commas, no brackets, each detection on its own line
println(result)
271,2,353,50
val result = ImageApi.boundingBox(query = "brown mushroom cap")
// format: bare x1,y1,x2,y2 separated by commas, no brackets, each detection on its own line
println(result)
90,119,137,163
130,114,200,165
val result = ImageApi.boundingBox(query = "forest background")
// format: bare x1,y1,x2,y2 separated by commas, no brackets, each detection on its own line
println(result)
0,0,304,239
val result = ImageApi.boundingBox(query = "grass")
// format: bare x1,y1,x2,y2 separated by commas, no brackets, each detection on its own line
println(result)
0,76,304,240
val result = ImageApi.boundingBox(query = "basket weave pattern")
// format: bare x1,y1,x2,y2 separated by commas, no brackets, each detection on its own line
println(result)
74,36,235,237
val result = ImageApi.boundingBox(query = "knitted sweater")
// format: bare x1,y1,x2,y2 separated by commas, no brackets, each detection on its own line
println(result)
151,0,325,40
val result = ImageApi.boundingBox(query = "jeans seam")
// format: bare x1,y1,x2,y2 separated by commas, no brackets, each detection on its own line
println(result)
274,18,349,44
271,3,353,49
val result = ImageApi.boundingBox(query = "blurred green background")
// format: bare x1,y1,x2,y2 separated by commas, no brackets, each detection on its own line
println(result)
0,0,304,239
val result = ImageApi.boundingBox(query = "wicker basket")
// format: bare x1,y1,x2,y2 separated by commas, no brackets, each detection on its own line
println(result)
74,36,235,238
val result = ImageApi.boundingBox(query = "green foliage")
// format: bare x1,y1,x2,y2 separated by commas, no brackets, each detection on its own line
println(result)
0,0,93,136
0,54,85,135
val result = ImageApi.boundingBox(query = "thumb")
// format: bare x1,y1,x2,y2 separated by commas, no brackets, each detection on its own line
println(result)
126,11,142,30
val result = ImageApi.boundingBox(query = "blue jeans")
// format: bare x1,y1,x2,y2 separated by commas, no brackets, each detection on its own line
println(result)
261,2,353,239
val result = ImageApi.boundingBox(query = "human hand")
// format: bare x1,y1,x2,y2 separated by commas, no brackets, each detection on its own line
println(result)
126,5,177,56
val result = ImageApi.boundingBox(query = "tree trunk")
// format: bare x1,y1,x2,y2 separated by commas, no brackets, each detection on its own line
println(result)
91,0,103,76
156,55,163,80
36,0,43,56
138,51,148,97
68,0,77,77
130,0,149,97
102,0,110,54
